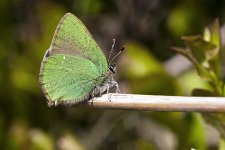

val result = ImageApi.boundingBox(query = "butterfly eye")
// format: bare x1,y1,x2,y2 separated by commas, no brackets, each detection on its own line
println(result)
109,64,116,74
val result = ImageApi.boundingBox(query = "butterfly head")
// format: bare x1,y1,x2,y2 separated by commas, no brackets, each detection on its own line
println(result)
107,40,124,75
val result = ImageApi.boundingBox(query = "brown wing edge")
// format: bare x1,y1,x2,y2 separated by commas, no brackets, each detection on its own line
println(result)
48,13,72,56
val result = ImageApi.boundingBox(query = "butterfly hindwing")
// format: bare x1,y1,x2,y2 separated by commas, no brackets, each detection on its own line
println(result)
41,54,105,105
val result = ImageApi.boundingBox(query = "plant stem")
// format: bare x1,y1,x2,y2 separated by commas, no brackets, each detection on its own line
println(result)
85,93,225,113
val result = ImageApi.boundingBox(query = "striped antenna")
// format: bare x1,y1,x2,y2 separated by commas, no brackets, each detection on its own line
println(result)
108,46,125,65
108,39,116,65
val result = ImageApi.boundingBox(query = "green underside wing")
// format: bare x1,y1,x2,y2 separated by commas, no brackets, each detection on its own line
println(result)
39,13,116,106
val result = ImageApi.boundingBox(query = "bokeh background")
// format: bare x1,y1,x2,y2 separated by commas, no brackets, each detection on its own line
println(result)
1,0,225,149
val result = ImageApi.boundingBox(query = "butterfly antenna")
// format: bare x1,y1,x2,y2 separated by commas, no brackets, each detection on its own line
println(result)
108,46,125,65
108,39,116,65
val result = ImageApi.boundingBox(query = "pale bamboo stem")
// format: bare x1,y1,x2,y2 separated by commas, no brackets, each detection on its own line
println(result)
85,93,225,113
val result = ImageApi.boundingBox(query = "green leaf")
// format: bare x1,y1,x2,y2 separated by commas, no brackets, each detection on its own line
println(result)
173,19,224,96
181,36,216,65
207,19,221,79
203,27,210,42
210,19,220,47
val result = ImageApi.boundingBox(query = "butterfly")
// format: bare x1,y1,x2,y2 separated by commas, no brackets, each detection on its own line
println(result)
39,13,121,106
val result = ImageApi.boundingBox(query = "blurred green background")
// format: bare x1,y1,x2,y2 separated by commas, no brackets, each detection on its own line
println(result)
1,0,225,149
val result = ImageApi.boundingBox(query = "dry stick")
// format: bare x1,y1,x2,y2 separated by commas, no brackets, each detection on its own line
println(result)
86,93,225,113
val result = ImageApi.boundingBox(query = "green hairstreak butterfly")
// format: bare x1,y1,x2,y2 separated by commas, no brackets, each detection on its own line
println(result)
39,13,121,106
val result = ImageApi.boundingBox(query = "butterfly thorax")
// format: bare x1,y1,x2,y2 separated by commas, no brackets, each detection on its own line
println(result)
92,68,119,97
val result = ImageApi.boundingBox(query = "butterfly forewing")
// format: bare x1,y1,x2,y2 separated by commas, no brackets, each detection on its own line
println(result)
50,13,108,74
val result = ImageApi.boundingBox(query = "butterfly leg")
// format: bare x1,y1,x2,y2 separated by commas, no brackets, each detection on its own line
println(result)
92,85,97,98
106,84,110,94
111,80,120,93
90,85,98,105
106,84,112,102
115,83,120,93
